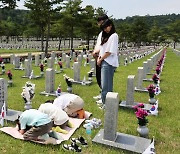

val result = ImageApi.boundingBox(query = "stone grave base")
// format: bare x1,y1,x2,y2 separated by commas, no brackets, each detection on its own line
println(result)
93,129,151,154
146,73,154,75
14,68,25,70
22,75,41,79
5,109,22,121
120,101,153,110
40,91,69,97
134,87,148,92
72,80,92,85
143,78,153,82
7,80,13,87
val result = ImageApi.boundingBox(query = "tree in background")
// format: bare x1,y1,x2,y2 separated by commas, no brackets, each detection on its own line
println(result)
50,18,68,51
0,0,19,9
79,5,97,50
25,0,63,55
116,22,131,48
130,17,150,47
167,20,180,49
60,0,82,49
147,23,163,48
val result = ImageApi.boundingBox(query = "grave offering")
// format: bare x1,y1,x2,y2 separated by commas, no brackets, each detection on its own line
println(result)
39,63,44,77
133,104,149,138
63,74,73,93
93,92,151,153
55,84,62,97
87,69,94,81
152,74,160,85
147,84,157,104
58,61,63,73
21,81,35,110
44,57,48,65
124,57,128,66
7,70,13,86
1,62,5,74
29,70,41,79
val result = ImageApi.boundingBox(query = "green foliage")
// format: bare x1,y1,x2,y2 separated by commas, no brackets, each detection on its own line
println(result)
0,0,19,9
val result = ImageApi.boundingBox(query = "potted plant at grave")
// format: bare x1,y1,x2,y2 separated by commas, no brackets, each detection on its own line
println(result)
152,74,159,85
133,104,149,138
155,66,161,75
147,84,156,104
58,61,63,71
7,70,12,80
7,70,13,86
63,74,74,93
39,63,44,76
88,69,94,81
1,62,5,74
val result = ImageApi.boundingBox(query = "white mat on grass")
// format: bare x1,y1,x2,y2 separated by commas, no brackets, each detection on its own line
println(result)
0,111,91,145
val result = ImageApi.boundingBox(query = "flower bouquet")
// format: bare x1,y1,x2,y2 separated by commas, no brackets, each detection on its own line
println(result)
39,63,44,72
155,66,161,75
7,70,12,80
63,74,74,93
147,84,156,104
133,104,149,137
152,74,159,85
58,61,63,69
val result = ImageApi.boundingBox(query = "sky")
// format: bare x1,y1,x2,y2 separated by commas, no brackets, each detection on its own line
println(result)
16,0,180,19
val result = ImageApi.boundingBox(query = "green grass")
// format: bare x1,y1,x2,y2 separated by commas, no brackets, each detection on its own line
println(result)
0,48,180,154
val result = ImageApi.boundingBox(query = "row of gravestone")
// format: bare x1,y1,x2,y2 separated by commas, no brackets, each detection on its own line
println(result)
0,46,161,153
93,47,166,153
120,47,164,109
173,48,180,56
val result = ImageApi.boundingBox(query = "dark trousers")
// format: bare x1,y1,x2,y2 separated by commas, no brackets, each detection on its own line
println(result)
96,62,101,89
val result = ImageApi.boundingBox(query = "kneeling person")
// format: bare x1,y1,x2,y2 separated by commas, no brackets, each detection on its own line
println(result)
46,94,85,118
16,109,52,141
38,103,74,134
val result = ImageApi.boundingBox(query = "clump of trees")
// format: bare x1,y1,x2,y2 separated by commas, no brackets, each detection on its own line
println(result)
0,0,180,53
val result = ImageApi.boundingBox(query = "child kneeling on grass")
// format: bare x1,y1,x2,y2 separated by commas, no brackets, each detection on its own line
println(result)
16,109,52,141
38,103,74,134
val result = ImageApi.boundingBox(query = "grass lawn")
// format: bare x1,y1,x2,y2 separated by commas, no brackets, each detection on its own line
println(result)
0,48,179,154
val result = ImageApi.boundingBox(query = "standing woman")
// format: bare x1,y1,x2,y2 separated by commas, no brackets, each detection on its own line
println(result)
97,19,119,108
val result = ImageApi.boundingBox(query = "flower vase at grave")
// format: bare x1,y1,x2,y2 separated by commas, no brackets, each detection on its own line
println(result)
148,91,156,104
67,86,72,93
137,125,149,138
149,95,156,104
147,84,156,104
